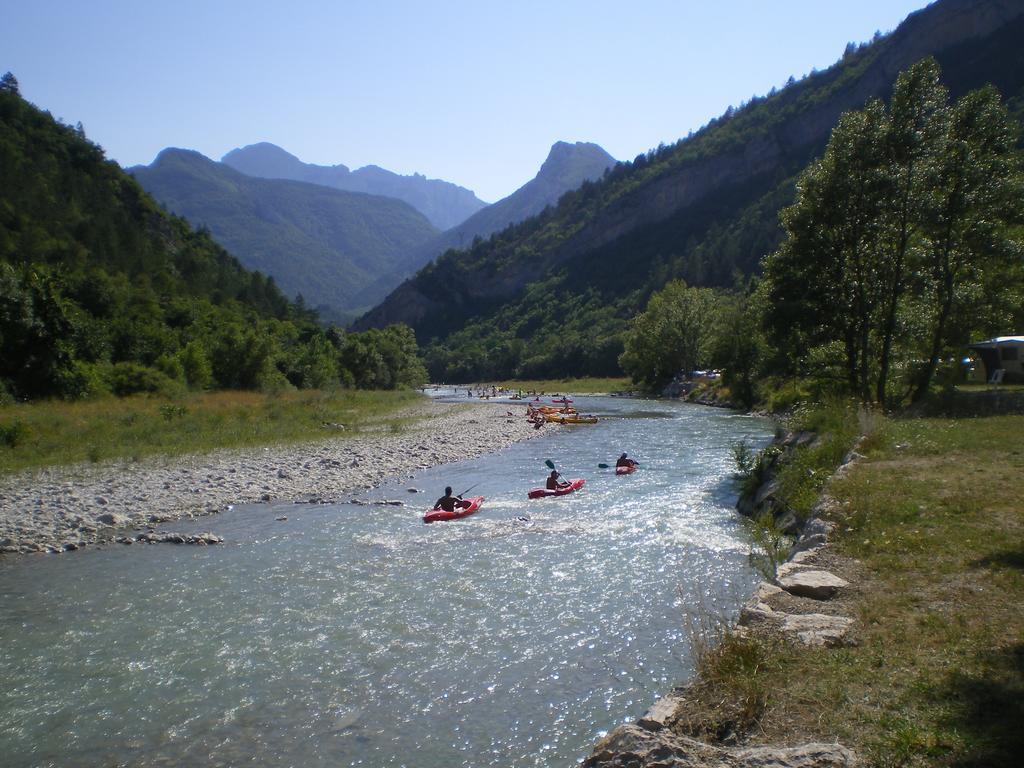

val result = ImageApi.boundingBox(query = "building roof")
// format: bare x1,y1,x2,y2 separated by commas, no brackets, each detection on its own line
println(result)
968,336,1024,348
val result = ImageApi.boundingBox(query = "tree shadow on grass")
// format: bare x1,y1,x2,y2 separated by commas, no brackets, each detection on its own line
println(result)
970,549,1024,571
939,642,1024,767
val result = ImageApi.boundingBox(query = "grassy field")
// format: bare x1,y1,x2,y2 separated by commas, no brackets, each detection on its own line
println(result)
492,377,633,394
0,389,423,475
679,412,1024,766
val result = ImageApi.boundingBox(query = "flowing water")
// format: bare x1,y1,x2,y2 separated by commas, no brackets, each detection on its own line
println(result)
0,395,773,768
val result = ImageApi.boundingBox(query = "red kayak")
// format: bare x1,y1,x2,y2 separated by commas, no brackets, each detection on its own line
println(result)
527,478,585,499
423,496,484,523
615,464,638,475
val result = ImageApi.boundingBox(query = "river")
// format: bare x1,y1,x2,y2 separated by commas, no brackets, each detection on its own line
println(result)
0,395,773,767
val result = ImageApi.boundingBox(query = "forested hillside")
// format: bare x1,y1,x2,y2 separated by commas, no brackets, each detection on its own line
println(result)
222,141,486,231
131,149,439,322
357,0,1024,382
0,80,426,399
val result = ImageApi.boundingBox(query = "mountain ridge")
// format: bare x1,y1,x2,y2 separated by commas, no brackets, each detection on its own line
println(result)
130,149,438,321
353,0,1024,380
221,141,486,230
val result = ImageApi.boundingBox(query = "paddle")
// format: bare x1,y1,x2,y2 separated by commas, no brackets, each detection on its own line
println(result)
544,459,571,489
457,482,480,498
599,460,640,469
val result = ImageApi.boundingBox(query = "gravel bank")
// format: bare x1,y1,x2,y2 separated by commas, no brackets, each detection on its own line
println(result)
0,401,547,556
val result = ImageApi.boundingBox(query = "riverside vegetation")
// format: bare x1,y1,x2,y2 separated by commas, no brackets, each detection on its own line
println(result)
667,403,1024,768
0,389,421,475
0,77,428,404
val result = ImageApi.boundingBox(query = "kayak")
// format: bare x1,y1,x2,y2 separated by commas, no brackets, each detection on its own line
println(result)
615,464,637,475
544,414,598,424
527,478,585,499
423,496,484,523
551,398,573,404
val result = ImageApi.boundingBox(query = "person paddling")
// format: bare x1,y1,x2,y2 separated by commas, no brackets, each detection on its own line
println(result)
433,486,470,513
546,470,570,491
615,453,637,469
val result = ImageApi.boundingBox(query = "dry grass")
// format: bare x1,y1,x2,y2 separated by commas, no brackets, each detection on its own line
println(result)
667,414,1024,767
0,389,423,474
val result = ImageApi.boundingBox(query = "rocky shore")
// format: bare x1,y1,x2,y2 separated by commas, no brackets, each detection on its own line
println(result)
0,400,546,556
584,430,864,768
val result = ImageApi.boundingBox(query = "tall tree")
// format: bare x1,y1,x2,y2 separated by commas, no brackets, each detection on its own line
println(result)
910,86,1022,401
762,58,1022,405
619,280,716,390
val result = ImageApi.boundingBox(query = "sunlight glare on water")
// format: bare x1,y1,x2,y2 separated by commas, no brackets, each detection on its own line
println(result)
0,395,773,767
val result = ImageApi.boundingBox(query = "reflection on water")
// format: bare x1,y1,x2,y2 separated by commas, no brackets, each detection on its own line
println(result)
0,396,773,768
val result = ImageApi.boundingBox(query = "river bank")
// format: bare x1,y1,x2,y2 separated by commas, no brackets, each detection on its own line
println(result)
586,411,1024,767
0,400,546,556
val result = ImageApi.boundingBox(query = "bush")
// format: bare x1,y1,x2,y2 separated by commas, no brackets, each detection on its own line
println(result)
106,362,178,397
55,361,111,400
0,419,28,448
179,342,213,391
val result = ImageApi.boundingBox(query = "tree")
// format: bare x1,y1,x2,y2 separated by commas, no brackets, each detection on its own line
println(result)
762,58,1022,405
909,86,1022,401
0,72,18,95
619,280,716,390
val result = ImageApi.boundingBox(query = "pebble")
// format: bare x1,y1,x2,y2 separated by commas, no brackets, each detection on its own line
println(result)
0,402,546,556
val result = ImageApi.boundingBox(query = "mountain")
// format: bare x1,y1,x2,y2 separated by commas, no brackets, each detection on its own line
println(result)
130,149,439,321
0,84,307,398
411,141,617,263
354,0,1024,381
221,142,487,230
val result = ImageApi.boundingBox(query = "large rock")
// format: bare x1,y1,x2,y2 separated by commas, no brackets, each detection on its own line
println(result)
583,723,856,767
780,613,855,647
777,570,848,600
638,693,686,731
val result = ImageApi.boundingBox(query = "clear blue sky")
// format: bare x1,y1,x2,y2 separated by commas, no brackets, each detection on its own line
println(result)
4,0,931,203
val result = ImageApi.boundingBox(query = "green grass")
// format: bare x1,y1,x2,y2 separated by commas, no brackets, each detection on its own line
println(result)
671,413,1024,766
0,389,423,474
493,377,633,394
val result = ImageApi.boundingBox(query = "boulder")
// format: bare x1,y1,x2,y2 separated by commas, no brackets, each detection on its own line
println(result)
792,533,828,555
802,518,837,539
739,604,778,626
775,561,811,580
780,613,855,647
637,693,685,731
777,570,848,600
754,479,780,509
583,723,856,767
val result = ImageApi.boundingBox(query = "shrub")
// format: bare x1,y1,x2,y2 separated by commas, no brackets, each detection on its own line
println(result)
106,362,177,397
0,419,28,448
55,361,111,400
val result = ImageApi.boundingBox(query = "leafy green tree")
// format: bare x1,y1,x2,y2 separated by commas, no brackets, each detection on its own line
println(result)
708,284,767,408
762,58,1023,404
618,280,716,390
909,86,1023,400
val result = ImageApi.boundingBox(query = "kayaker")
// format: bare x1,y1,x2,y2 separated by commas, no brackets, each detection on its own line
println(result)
546,470,570,490
616,453,637,469
433,486,470,513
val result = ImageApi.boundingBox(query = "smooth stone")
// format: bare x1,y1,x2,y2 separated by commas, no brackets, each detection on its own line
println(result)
777,569,848,600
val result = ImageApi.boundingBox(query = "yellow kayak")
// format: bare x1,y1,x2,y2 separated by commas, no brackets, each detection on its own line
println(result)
544,413,598,424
